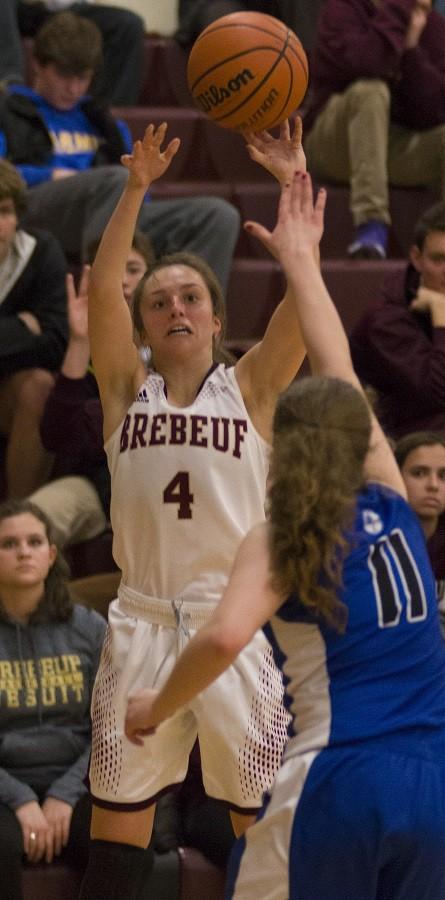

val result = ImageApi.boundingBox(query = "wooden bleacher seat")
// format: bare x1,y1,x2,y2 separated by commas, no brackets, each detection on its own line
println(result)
112,106,204,180
139,36,192,108
226,258,406,345
320,184,439,259
22,844,224,900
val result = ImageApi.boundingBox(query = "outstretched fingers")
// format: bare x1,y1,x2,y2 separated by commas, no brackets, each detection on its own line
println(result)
164,136,181,163
279,118,291,142
150,122,165,145
291,115,303,147
144,122,181,161
279,172,300,220
244,175,295,252
120,123,181,185
78,263,91,297
288,171,325,224
244,171,326,259
120,152,134,169
313,185,327,227
245,127,273,147
296,171,313,217
120,136,146,170
66,271,76,303
244,219,274,250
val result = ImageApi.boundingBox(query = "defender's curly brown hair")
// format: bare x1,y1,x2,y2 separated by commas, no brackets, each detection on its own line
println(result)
268,377,372,631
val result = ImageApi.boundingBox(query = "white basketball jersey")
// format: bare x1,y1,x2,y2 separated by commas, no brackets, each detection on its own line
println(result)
105,364,269,604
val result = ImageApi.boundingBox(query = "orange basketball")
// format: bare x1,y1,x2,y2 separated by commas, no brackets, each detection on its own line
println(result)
187,11,309,133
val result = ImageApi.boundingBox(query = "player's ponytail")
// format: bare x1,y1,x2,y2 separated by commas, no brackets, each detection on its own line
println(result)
268,377,371,631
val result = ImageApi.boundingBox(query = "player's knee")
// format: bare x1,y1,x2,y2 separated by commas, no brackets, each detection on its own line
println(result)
346,78,390,109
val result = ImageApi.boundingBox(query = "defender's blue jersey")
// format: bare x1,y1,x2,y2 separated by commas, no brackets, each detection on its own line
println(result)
264,483,445,755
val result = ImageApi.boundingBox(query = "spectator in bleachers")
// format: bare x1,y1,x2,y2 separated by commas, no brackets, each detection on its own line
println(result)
176,0,323,51
17,0,145,106
0,12,240,294
0,498,107,900
0,158,68,499
395,430,445,632
350,200,445,437
30,266,108,550
304,0,445,259
30,231,155,550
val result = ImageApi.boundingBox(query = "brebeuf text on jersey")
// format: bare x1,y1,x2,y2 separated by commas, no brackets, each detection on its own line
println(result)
119,412,249,459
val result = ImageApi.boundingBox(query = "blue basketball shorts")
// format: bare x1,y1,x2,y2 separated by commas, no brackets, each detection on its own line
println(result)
225,741,445,900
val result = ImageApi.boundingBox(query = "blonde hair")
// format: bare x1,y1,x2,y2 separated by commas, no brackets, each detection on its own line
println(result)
268,377,372,631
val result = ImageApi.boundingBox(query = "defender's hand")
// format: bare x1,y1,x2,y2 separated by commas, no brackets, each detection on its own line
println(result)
244,117,306,184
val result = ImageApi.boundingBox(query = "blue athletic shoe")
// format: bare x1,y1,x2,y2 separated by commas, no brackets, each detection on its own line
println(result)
348,220,388,259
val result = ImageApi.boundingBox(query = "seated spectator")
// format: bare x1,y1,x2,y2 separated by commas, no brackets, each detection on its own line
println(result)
304,0,445,259
0,12,240,294
120,231,154,307
30,230,155,549
86,228,154,311
176,0,323,50
30,267,108,549
0,158,68,498
17,0,145,106
350,200,445,437
395,431,445,631
0,498,109,900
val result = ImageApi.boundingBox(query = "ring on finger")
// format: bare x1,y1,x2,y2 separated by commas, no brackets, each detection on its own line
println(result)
30,831,37,841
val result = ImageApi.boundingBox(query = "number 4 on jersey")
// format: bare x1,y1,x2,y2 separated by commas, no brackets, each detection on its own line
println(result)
368,529,427,628
163,472,194,519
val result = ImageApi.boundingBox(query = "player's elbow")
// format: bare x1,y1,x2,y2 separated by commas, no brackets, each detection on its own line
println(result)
206,620,246,664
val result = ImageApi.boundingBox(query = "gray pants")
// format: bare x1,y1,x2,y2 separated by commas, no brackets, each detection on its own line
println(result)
22,166,241,292
67,3,144,105
305,79,445,226
177,0,322,50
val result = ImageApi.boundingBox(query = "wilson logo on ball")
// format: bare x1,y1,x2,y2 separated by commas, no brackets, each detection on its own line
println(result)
195,67,255,114
187,11,309,132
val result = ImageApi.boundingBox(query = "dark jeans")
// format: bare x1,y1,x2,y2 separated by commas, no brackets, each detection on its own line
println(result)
0,794,92,900
176,0,323,49
0,0,24,84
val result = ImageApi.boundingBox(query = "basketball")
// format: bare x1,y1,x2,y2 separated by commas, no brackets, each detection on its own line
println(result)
187,11,309,133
